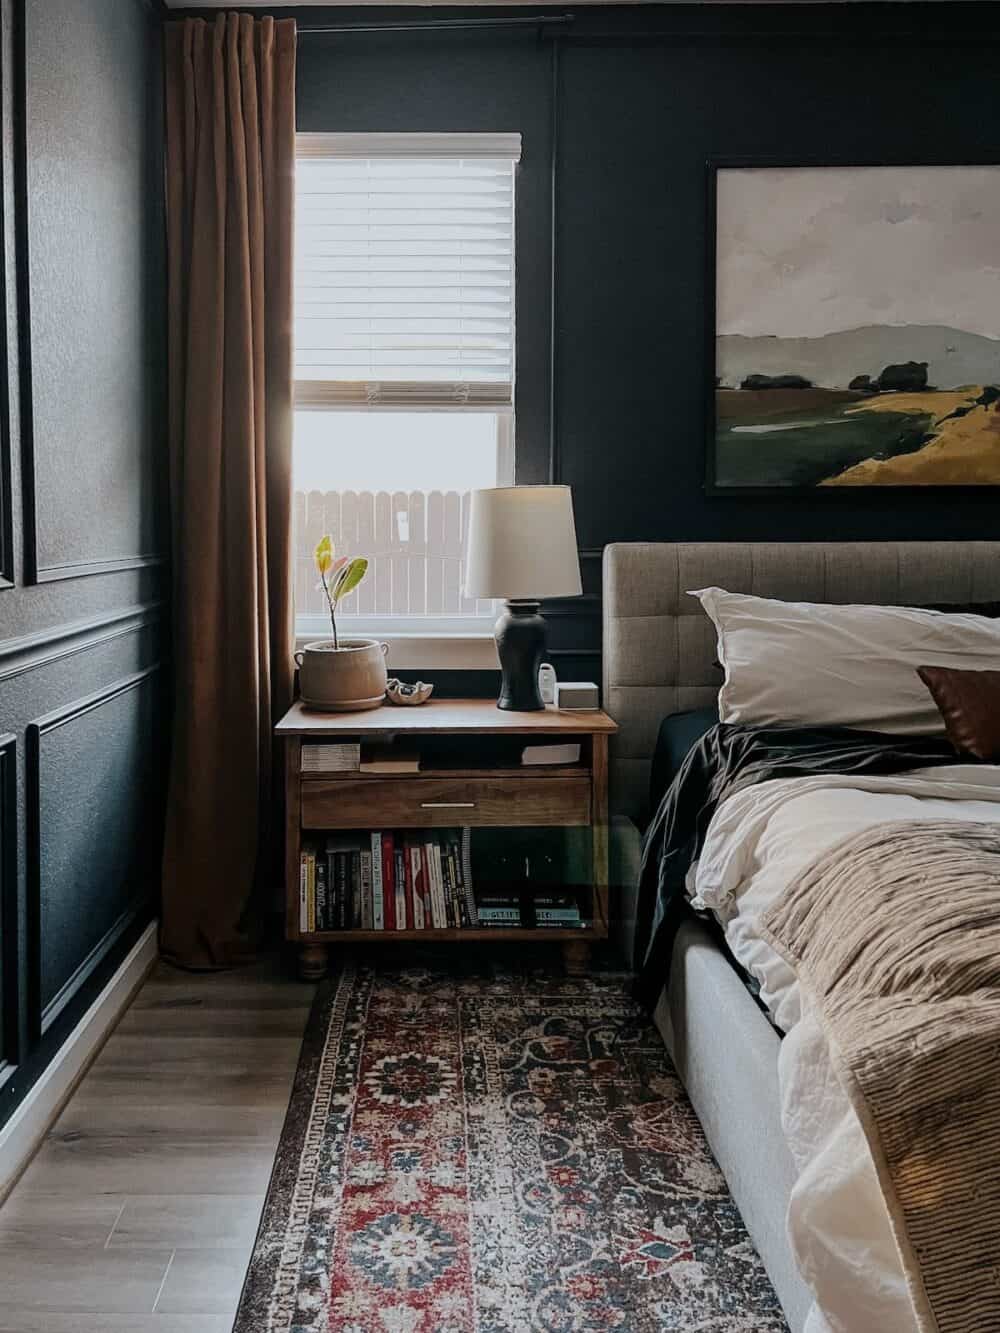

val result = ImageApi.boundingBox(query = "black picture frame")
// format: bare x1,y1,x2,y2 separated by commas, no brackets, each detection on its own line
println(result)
705,156,1000,495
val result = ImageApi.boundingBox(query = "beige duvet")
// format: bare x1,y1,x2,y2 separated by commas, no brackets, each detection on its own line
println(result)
759,820,1000,1333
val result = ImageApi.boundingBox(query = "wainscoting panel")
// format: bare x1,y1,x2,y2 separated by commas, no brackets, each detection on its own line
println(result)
0,0,12,593
0,733,15,1084
0,0,164,1137
20,0,164,584
27,665,159,1036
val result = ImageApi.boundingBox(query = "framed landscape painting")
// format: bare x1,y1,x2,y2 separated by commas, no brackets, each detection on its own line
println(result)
708,162,1000,490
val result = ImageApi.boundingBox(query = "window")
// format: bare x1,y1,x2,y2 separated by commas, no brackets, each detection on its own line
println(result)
293,132,520,639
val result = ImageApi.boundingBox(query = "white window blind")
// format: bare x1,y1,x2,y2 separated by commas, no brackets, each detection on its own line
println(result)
295,132,521,409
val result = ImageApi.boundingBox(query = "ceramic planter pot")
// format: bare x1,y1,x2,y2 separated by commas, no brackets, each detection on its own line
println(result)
294,639,389,712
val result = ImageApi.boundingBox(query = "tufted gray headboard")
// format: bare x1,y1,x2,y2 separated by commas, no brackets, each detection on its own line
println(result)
602,541,1000,823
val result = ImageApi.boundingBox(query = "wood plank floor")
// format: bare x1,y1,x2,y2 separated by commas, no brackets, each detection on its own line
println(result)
0,955,314,1333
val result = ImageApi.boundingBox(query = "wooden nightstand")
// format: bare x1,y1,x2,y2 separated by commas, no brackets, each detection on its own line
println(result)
275,698,618,980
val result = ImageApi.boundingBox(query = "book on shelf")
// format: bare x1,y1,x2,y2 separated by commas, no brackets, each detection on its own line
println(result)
395,844,408,930
426,837,447,928
370,832,383,931
406,836,425,930
301,742,360,774
360,744,421,774
349,850,362,928
475,892,521,927
315,856,329,933
520,743,581,766
530,893,584,928
299,846,316,933
381,833,396,929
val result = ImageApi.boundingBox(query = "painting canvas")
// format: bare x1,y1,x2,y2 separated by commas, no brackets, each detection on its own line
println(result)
711,164,1000,488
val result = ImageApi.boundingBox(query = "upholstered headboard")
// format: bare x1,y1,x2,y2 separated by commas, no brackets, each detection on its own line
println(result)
602,541,1000,823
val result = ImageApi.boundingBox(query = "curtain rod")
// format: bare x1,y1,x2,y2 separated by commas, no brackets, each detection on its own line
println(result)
296,14,574,37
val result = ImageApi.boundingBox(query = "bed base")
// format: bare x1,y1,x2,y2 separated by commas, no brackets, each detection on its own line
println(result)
612,817,811,1330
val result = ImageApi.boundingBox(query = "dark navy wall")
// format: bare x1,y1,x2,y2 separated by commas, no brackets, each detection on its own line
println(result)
0,0,166,1129
278,2,1000,677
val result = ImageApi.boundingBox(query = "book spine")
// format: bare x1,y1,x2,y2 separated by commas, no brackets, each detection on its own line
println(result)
307,850,316,933
395,848,408,930
350,851,362,929
461,828,478,927
330,853,344,927
445,843,462,927
422,843,435,928
299,852,308,933
447,835,467,927
424,842,437,927
315,857,328,933
382,833,396,930
334,853,349,929
371,833,384,931
427,840,445,929
439,845,452,927
436,842,448,929
408,842,424,930
360,850,373,930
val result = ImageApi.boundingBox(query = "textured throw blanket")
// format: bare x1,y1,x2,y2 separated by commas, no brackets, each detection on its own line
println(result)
634,722,963,1005
759,820,1000,1333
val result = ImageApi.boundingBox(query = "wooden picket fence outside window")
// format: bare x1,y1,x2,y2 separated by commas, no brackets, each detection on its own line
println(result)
293,488,495,620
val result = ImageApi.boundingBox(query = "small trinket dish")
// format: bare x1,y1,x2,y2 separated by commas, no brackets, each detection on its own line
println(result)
386,678,434,706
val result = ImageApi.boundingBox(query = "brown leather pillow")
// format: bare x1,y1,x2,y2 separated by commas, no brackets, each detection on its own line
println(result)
917,665,1000,760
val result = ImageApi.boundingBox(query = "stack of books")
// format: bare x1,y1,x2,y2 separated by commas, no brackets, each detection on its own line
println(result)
476,892,585,929
299,828,477,932
531,893,585,928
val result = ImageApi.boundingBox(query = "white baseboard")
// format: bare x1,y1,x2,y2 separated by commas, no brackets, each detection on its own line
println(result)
0,919,158,1203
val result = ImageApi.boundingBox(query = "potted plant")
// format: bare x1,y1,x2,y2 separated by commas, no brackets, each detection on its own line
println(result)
293,536,389,711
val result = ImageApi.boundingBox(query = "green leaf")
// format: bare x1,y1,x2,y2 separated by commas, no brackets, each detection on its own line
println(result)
331,556,368,604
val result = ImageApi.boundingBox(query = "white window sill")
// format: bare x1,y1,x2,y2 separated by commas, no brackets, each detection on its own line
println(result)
294,630,499,672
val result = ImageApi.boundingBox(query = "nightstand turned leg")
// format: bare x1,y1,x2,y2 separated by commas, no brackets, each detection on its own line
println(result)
562,940,590,976
298,943,329,982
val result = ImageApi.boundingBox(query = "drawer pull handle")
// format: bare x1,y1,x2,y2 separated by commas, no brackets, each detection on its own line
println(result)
420,801,476,809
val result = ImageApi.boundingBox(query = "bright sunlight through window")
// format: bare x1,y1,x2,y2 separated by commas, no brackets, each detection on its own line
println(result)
293,133,520,637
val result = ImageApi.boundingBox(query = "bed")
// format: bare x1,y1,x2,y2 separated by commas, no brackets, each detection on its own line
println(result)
602,540,1000,1333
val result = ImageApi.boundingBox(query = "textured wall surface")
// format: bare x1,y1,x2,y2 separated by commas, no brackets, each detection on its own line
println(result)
0,0,166,1130
289,1,1000,679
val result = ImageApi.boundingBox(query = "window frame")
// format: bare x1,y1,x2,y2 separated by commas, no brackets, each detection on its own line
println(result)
292,132,520,647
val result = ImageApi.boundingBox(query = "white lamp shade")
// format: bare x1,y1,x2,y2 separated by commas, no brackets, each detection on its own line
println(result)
464,485,583,600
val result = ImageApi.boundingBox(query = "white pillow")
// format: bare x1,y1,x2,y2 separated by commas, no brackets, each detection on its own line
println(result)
690,587,1000,735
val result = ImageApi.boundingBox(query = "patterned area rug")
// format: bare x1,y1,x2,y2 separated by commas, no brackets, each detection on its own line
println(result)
235,957,787,1332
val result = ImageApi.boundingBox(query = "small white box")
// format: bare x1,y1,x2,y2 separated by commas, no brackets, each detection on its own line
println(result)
554,681,599,711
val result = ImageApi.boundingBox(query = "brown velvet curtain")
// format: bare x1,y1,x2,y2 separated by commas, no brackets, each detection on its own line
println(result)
162,14,296,967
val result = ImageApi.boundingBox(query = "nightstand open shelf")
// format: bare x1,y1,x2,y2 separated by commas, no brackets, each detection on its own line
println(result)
276,697,617,980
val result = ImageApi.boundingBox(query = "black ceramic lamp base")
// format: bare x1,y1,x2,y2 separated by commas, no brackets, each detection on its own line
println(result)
494,600,546,711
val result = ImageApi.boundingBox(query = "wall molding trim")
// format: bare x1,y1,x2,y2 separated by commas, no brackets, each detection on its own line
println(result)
40,906,140,1036
0,733,15,1083
0,919,157,1205
0,599,163,684
0,0,14,593
13,0,165,588
33,553,167,585
28,662,161,738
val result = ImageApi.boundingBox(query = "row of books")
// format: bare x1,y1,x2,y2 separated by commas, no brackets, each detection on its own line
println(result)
299,829,476,933
298,828,587,933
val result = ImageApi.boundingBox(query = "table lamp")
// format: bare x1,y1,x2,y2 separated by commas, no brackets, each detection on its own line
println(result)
464,485,583,711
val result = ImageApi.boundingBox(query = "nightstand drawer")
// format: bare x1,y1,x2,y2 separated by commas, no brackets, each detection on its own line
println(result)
301,776,592,828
